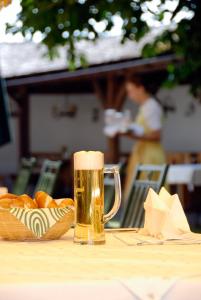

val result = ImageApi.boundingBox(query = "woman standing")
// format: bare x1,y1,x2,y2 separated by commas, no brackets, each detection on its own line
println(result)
123,75,166,199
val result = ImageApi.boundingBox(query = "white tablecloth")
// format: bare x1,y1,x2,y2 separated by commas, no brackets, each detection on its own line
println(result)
0,230,200,300
1,278,201,300
167,164,201,185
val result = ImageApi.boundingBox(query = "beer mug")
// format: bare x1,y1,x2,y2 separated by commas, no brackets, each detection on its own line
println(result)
74,151,121,244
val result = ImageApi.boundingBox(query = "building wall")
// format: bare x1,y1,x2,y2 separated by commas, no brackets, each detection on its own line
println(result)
30,94,107,154
0,85,201,174
159,86,201,152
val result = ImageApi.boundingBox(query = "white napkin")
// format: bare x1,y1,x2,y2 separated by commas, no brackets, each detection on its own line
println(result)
142,187,191,239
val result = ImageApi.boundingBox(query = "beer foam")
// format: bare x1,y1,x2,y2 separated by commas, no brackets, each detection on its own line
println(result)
74,151,104,170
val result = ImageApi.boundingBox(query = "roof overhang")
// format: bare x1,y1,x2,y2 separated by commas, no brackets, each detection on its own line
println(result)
6,54,179,90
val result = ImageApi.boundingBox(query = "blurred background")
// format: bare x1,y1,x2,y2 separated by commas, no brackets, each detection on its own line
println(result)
0,0,201,228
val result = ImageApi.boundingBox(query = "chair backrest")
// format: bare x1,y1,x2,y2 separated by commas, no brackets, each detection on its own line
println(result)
13,157,36,195
121,164,168,228
34,159,61,196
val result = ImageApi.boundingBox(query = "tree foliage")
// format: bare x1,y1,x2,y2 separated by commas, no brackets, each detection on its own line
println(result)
6,0,201,97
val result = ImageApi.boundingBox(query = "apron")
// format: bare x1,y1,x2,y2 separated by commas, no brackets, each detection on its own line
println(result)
124,106,166,200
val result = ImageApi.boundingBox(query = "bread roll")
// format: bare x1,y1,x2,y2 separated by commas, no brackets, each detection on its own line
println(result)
33,199,38,208
35,191,58,208
58,198,74,208
0,193,18,200
48,200,58,208
0,191,63,209
0,198,25,209
0,198,13,208
18,194,37,209
10,198,25,208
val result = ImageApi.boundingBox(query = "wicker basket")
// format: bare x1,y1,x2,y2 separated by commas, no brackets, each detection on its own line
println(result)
0,206,74,241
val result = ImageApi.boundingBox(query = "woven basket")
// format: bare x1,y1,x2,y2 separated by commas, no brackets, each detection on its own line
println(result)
0,206,74,241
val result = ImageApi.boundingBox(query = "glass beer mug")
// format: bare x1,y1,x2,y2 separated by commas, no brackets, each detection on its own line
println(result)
74,151,121,244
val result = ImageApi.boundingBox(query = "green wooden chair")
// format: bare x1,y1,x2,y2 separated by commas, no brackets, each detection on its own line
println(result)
34,159,61,196
13,157,36,195
121,164,168,228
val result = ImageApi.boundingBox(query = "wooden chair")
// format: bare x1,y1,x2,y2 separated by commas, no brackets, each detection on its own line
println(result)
120,164,168,228
34,160,61,196
13,157,36,195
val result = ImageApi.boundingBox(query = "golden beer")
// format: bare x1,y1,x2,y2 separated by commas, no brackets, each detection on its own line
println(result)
74,169,105,244
74,151,121,245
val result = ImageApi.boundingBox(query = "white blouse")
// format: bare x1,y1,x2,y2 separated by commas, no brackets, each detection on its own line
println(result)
141,97,163,131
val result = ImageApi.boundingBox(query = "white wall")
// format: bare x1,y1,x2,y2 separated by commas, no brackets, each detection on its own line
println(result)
159,86,201,152
30,94,107,153
30,93,139,155
0,85,201,174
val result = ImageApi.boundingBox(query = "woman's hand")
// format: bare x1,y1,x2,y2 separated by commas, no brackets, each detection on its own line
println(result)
143,130,161,142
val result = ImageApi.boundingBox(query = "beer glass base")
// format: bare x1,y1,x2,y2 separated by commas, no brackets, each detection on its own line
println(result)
74,238,105,245
74,224,105,245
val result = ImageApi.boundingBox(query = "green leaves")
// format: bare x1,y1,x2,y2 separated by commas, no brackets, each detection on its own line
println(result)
5,0,201,98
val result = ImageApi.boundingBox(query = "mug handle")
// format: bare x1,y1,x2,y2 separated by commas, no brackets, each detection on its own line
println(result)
103,165,121,224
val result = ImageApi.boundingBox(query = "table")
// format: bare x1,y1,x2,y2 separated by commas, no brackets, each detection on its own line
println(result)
167,164,201,186
167,164,201,208
0,230,201,300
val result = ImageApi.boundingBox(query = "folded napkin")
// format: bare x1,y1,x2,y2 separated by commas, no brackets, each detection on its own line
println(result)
113,187,201,245
142,187,191,239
